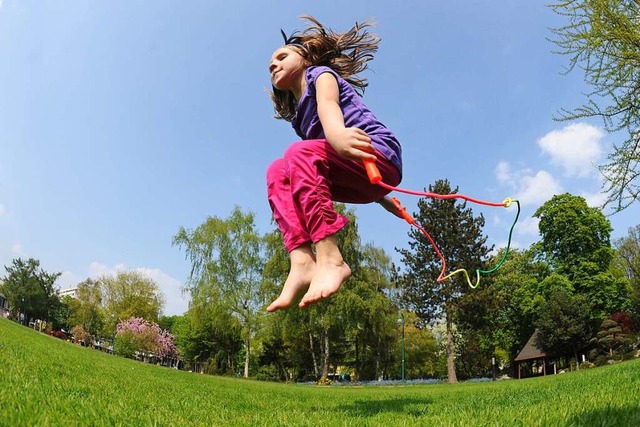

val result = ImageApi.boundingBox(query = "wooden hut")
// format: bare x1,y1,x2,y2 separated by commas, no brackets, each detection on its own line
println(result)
514,329,556,379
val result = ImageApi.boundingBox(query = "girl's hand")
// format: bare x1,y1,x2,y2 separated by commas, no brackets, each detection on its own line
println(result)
328,127,376,161
377,195,404,219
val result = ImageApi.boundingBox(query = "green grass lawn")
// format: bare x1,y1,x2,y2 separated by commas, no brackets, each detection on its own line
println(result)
1,318,640,426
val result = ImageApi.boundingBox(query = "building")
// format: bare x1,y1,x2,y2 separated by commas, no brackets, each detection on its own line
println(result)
514,329,557,379
58,287,78,299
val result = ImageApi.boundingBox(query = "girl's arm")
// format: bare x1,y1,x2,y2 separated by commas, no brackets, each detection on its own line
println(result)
315,73,377,162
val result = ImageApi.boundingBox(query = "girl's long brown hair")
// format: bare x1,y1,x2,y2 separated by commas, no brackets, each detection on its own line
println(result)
269,15,380,122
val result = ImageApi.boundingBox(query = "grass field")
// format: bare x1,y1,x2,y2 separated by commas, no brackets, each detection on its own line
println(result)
1,318,640,426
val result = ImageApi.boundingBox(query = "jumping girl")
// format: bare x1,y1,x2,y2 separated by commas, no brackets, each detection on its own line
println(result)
266,16,402,312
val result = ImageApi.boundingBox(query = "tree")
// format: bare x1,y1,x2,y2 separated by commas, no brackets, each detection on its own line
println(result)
100,270,165,336
158,314,180,334
400,311,443,380
459,248,552,374
613,225,640,320
535,287,593,363
261,205,400,382
172,292,242,375
0,258,61,323
535,193,613,278
173,206,265,378
590,317,633,359
50,295,74,332
535,193,632,319
549,0,640,211
69,278,104,337
114,317,177,360
397,179,492,383
336,242,399,381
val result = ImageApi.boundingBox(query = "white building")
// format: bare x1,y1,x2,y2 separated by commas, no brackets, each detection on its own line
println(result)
58,287,78,299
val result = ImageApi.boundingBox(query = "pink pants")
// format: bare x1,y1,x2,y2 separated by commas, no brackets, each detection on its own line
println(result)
267,139,401,252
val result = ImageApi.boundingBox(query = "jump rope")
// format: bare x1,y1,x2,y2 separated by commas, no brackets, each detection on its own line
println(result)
362,159,521,289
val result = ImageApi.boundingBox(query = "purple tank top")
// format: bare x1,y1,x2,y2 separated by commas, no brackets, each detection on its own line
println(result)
292,66,402,175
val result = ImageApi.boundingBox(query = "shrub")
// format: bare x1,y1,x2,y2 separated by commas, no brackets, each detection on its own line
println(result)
594,355,608,367
255,364,281,382
114,317,177,359
71,326,90,345
114,330,138,358
50,330,67,340
316,377,333,386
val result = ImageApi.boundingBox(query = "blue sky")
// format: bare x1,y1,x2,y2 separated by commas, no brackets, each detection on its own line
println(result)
2,1,639,316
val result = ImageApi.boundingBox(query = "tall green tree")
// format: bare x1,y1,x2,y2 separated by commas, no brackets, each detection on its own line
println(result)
261,228,313,381
50,295,74,331
400,311,443,380
397,179,492,383
290,205,369,382
613,225,640,319
100,270,165,336
535,193,631,319
69,278,105,337
262,205,400,382
0,258,61,323
173,206,265,378
535,193,613,278
307,206,400,382
172,291,242,374
456,248,552,375
549,0,640,211
334,240,399,381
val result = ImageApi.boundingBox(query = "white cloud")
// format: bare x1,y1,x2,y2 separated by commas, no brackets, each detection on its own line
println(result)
0,204,5,216
517,170,564,205
537,123,603,178
490,213,539,254
89,261,127,277
495,161,513,186
517,216,540,236
580,189,607,208
88,262,189,316
11,243,25,256
136,267,188,316
57,271,81,290
494,162,563,206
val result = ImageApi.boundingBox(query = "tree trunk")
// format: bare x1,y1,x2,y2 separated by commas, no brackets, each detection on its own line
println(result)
321,329,330,379
446,311,458,383
244,338,250,378
309,331,319,378
354,336,360,381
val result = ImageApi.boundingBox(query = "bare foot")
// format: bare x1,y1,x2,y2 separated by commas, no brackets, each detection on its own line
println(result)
298,260,351,309
267,253,316,313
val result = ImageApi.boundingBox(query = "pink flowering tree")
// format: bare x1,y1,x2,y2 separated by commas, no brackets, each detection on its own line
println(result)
114,317,177,359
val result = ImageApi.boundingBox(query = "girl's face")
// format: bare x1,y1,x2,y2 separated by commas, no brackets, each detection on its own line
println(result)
269,47,307,92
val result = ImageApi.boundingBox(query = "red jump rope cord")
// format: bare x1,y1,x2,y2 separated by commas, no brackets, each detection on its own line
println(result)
362,160,520,288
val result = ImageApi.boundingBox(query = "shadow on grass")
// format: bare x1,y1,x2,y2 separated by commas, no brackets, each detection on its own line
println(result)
336,397,433,418
567,405,640,426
